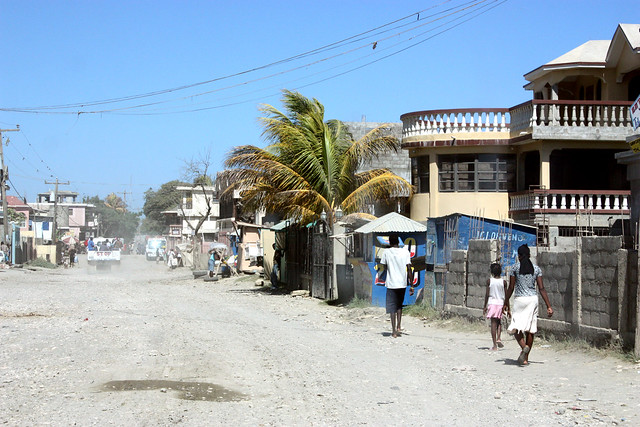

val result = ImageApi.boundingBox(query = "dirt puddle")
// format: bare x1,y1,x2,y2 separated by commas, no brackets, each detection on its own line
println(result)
101,380,248,402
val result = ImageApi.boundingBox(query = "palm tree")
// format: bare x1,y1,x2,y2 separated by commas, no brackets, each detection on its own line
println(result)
104,193,126,213
222,90,413,226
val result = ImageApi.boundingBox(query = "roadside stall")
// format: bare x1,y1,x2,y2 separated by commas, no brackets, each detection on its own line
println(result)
351,212,427,308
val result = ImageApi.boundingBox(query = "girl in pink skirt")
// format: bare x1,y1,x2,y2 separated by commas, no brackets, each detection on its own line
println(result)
484,263,507,351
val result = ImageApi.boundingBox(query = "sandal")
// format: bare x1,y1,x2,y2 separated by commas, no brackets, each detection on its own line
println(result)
517,346,530,365
497,341,504,348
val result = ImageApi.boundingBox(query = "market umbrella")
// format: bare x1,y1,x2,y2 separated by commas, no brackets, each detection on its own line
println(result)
61,235,78,245
209,242,228,251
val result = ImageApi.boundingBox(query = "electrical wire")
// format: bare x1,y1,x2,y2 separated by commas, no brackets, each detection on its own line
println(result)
0,0,506,116
3,0,457,112
109,0,503,115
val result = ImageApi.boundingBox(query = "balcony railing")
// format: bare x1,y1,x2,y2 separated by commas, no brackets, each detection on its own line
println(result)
510,189,630,214
509,100,634,138
401,101,635,141
401,108,509,138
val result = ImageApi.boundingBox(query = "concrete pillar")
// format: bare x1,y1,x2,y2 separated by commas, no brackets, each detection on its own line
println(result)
572,248,582,334
617,249,628,337
429,154,438,216
540,147,552,189
551,84,559,101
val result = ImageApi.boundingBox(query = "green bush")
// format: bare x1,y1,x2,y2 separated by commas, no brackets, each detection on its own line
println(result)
27,258,57,269
346,296,371,309
404,301,441,320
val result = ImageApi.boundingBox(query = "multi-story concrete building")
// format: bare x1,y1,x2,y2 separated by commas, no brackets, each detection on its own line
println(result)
29,190,94,241
402,23,639,246
163,185,220,251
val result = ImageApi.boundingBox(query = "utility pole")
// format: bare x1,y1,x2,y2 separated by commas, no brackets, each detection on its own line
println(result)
0,126,20,244
117,190,129,208
44,178,70,244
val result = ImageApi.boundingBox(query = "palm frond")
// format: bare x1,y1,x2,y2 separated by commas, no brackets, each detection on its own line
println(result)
341,172,413,213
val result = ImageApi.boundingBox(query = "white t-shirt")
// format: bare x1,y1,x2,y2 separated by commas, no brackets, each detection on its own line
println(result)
380,246,412,289
488,277,505,305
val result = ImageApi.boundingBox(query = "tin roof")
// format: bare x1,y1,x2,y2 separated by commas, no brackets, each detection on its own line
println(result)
271,220,292,231
354,212,426,234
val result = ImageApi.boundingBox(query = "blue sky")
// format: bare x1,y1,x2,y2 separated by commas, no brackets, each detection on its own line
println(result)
1,0,638,211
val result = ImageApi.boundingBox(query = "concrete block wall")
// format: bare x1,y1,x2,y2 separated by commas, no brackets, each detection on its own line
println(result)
446,250,467,306
536,250,575,324
581,237,622,330
466,240,498,309
443,236,638,350
345,122,410,182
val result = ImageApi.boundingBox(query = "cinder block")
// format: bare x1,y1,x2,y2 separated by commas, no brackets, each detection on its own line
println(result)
582,238,595,252
606,253,619,267
583,268,595,281
596,297,608,313
557,280,568,293
599,312,611,329
582,310,591,326
582,295,594,310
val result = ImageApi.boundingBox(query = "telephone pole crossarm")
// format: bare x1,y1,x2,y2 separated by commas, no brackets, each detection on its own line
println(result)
45,179,70,245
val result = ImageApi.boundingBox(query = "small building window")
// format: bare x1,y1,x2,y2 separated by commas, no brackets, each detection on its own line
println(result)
438,154,515,192
411,156,430,193
184,191,193,209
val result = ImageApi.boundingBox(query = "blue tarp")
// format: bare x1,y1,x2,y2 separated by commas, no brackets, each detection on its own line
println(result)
367,232,426,308
427,213,537,268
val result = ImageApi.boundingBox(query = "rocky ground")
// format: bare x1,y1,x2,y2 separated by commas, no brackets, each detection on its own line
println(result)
1,254,639,426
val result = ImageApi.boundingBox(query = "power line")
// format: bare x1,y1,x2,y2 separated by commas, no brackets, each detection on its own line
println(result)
0,0,505,116
3,0,457,112
104,0,505,116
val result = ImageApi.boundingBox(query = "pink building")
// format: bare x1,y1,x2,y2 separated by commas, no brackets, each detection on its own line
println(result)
6,195,32,232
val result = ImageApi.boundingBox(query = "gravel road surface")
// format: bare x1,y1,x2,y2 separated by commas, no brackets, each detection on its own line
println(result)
1,255,639,426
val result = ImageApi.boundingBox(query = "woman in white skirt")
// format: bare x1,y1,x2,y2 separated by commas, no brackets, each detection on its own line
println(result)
504,244,553,365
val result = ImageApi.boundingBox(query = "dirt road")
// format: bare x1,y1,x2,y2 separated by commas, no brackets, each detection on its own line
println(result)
1,255,639,426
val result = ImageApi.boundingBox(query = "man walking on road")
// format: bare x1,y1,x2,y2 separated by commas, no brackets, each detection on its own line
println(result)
380,234,413,338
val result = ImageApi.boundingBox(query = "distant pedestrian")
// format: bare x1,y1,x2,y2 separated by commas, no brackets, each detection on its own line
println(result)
484,262,506,351
270,243,283,288
167,249,178,270
1,241,9,263
87,237,95,251
379,234,413,338
208,248,220,277
69,246,76,267
504,244,553,365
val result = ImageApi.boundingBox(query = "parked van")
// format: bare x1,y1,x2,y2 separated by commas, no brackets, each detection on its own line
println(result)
146,238,167,261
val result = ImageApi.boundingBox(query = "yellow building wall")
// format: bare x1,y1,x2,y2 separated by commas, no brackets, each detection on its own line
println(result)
409,193,430,222
35,245,57,264
435,192,510,220
410,191,510,221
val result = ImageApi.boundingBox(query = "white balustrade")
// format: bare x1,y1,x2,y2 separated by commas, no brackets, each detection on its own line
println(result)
528,102,633,128
510,191,631,213
402,109,510,138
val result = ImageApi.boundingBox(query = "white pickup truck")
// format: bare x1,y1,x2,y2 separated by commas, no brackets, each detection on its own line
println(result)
87,250,121,269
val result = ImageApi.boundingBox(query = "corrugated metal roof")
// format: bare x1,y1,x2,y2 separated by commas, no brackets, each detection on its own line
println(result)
354,212,426,234
271,220,291,231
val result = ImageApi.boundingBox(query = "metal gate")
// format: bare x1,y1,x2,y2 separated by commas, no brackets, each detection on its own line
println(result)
311,220,333,300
